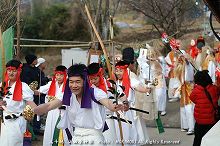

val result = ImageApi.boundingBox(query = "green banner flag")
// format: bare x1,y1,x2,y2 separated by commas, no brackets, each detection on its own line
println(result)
155,113,165,134
0,26,14,81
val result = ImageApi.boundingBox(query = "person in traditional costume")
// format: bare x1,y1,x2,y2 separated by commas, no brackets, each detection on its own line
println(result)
34,65,71,146
214,45,220,88
195,36,206,69
188,39,199,60
123,47,151,144
195,44,216,83
88,62,124,146
137,46,167,119
156,55,167,116
115,59,151,146
165,44,179,102
173,50,195,135
0,59,37,146
33,63,126,146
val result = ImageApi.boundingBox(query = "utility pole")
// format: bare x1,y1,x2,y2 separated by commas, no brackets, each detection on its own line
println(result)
16,0,21,60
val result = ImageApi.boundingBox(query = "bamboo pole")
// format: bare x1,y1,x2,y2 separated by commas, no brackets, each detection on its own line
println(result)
16,0,21,60
14,44,91,48
109,16,125,146
84,4,112,79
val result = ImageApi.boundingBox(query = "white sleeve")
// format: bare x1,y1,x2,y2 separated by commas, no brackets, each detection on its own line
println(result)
22,82,34,101
165,52,172,65
94,87,107,101
208,61,216,83
185,64,194,81
169,78,181,89
57,90,64,101
39,81,52,94
130,72,141,88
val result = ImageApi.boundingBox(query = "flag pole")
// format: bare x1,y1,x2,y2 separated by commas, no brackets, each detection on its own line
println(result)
0,26,6,81
0,26,6,133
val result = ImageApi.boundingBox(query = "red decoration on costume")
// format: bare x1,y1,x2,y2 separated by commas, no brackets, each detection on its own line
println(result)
4,65,23,101
115,65,131,97
48,71,67,96
189,40,199,59
161,32,169,43
161,32,168,39
89,68,108,93
169,38,180,50
216,67,220,89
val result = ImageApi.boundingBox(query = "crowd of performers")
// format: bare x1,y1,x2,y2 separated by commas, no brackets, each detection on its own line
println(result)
0,34,220,146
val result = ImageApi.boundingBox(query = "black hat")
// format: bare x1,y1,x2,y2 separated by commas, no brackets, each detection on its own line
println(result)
197,36,205,49
68,63,87,78
122,47,134,64
6,59,22,69
87,63,102,75
55,65,67,72
25,54,37,65
115,60,130,67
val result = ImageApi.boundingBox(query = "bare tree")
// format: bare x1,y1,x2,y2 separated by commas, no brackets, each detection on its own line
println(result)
0,0,17,31
123,0,197,37
76,0,121,41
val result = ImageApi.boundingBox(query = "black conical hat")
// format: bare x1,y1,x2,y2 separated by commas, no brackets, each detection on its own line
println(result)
122,47,134,63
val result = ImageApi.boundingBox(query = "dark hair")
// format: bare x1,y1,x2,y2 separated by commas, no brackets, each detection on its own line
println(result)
6,59,22,69
55,65,67,72
115,60,129,67
68,63,87,79
25,54,37,64
194,70,212,87
87,63,102,75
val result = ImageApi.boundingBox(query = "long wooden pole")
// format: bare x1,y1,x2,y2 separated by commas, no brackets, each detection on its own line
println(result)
109,16,125,146
84,4,112,79
85,4,124,146
16,0,21,60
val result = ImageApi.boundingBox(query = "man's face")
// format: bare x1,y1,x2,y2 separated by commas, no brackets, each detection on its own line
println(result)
129,62,135,72
69,76,84,96
89,75,100,87
55,73,64,84
40,62,47,70
115,68,124,80
7,69,18,81
32,59,38,66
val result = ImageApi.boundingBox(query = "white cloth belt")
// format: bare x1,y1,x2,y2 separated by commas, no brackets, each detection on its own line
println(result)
73,127,102,137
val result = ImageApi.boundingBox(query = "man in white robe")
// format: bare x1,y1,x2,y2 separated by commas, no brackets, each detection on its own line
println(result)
0,60,37,146
88,63,122,146
33,63,127,146
115,61,151,146
35,65,71,146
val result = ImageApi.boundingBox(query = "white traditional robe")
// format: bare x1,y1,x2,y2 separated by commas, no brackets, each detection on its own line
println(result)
156,56,167,112
165,51,178,100
115,69,149,146
0,82,33,146
57,87,107,146
207,61,216,83
91,80,119,146
179,63,195,131
39,81,71,146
